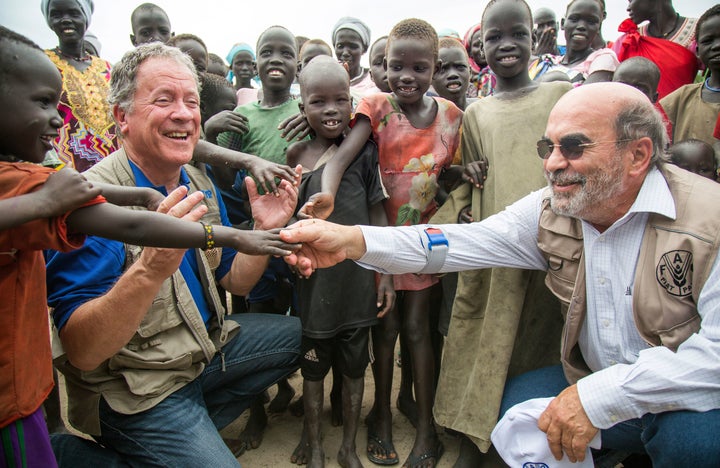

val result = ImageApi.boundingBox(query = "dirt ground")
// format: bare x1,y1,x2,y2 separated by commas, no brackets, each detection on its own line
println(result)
225,365,461,468
59,352,461,468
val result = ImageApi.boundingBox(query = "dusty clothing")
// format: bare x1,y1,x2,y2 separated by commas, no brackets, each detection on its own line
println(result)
660,83,720,147
0,162,103,427
431,82,571,452
356,93,462,291
51,149,237,436
538,164,720,383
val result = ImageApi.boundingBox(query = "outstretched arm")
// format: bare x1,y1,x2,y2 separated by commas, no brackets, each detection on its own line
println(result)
298,117,372,219
281,219,367,277
58,189,209,371
66,186,295,257
0,168,100,231
193,140,298,195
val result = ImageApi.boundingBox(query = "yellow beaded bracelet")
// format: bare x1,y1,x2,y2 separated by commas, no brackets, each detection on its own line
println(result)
200,222,215,250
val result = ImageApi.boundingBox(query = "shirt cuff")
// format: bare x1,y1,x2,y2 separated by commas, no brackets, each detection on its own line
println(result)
357,225,426,274
576,364,642,429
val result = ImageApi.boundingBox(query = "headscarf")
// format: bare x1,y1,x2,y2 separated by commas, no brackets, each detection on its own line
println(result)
40,0,94,29
463,23,483,73
438,28,461,40
84,30,101,55
226,42,256,84
332,17,371,50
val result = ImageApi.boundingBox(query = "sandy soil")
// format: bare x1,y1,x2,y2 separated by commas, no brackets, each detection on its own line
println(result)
226,367,460,468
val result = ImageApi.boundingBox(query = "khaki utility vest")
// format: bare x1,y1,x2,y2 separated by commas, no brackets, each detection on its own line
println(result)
536,164,720,383
53,148,238,435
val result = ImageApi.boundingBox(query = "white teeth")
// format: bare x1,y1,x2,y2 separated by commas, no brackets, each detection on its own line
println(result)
268,70,283,76
167,132,188,138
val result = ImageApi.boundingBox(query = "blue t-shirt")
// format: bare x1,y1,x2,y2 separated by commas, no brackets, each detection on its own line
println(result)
46,159,236,330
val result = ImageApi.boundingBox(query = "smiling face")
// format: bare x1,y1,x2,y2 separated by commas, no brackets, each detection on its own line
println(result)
256,27,297,92
562,0,602,53
130,8,173,46
541,85,647,226
482,0,533,79
299,65,351,141
0,44,64,163
432,47,470,105
334,29,366,77
385,37,436,105
369,38,390,92
47,0,87,47
115,57,200,172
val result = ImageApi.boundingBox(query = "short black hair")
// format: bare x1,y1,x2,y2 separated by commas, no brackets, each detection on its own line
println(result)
387,19,438,62
199,71,233,109
0,26,43,94
697,4,720,39
299,39,333,59
257,25,296,53
131,3,169,25
167,33,207,53
482,0,533,30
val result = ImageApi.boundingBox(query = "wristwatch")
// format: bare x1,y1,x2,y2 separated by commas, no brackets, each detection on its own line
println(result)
419,227,449,274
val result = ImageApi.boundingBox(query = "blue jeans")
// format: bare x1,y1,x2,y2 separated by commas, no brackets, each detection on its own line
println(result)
51,313,301,467
500,365,720,468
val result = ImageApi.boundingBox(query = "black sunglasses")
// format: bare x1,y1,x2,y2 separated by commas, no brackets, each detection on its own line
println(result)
537,137,635,160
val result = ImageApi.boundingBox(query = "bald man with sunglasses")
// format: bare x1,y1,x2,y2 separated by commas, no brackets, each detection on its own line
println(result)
281,82,720,466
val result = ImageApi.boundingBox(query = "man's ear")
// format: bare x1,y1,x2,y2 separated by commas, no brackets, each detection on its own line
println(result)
561,18,566,30
383,57,387,71
113,104,129,135
434,59,441,77
130,34,137,46
628,136,654,176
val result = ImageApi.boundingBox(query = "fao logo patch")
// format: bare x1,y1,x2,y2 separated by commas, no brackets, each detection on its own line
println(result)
656,250,693,297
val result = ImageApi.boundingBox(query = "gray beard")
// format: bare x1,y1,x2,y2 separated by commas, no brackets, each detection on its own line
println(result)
546,162,624,220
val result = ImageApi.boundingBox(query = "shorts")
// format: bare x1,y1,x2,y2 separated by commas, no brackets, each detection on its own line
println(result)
301,327,371,381
0,406,57,468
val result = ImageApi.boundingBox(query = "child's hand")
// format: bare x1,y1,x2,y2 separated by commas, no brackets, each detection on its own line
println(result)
41,168,101,217
535,28,558,56
458,205,474,224
278,112,311,142
204,110,249,143
297,192,335,220
233,228,298,257
376,274,396,318
461,158,489,189
246,166,300,230
244,158,300,195
140,188,166,212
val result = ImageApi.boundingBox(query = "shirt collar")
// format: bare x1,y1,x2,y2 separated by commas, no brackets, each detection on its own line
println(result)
626,165,676,220
127,158,191,196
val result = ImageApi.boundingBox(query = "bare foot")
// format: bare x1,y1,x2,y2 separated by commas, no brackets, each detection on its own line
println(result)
338,446,363,468
330,387,343,427
268,379,295,413
229,403,267,456
291,428,310,465
452,435,482,468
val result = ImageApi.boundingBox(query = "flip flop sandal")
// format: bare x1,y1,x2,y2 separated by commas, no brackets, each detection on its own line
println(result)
402,439,444,468
367,430,399,465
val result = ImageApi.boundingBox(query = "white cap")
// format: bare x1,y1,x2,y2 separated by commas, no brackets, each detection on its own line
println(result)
491,397,601,468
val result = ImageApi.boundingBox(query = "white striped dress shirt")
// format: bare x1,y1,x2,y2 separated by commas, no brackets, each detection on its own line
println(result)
358,167,720,429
